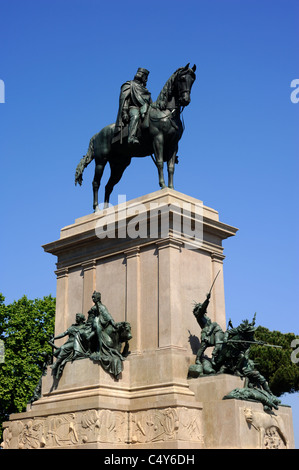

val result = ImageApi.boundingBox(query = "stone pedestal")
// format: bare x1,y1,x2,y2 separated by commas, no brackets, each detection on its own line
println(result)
2,189,295,449
189,375,295,449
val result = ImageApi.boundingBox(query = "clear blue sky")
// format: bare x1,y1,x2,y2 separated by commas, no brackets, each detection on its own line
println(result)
1,0,298,447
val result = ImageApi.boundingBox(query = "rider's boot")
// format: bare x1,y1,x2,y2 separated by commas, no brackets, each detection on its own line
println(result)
128,109,140,144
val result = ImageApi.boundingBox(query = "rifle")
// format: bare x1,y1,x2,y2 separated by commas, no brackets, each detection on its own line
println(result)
217,339,282,349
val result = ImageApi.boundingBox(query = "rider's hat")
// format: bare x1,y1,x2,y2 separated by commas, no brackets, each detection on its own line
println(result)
137,68,150,76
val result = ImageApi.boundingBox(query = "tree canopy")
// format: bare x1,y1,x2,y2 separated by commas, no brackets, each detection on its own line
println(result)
0,293,55,440
250,325,299,396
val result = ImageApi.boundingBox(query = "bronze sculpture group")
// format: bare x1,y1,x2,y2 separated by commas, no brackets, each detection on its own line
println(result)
47,286,282,412
188,290,282,411
75,64,196,210
49,291,132,381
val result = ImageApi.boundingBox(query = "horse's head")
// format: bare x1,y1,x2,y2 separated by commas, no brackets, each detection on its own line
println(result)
175,63,196,107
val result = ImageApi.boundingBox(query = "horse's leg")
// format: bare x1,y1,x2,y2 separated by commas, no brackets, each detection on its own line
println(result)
104,157,131,205
92,160,107,212
153,134,166,189
167,149,177,189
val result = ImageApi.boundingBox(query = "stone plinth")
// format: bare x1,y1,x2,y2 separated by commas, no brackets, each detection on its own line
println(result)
43,188,237,343
2,189,294,449
189,375,295,449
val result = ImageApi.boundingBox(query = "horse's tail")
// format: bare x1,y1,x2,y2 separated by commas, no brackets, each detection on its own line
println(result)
75,136,95,186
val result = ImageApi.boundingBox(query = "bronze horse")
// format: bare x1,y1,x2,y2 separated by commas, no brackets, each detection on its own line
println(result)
75,64,196,210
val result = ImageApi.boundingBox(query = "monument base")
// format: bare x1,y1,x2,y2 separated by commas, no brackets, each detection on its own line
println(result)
2,355,205,449
1,189,295,449
2,367,294,449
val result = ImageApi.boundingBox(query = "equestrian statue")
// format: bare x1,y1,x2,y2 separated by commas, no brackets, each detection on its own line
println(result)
75,64,196,211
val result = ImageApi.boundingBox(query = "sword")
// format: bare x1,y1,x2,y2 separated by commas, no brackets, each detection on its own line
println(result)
209,270,221,295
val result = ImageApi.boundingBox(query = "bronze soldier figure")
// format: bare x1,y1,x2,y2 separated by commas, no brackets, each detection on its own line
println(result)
193,292,224,365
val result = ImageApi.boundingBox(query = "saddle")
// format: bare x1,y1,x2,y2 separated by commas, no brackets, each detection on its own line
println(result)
111,108,150,145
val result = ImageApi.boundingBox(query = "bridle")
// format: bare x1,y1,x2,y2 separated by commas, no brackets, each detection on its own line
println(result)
150,69,194,121
176,69,195,107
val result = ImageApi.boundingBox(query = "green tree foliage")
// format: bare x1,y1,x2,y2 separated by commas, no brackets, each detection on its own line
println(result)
0,293,55,440
250,326,299,397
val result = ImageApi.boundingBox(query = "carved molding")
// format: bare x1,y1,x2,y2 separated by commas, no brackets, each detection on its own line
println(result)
54,267,69,280
80,409,127,444
129,407,203,445
1,406,203,449
4,406,292,449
